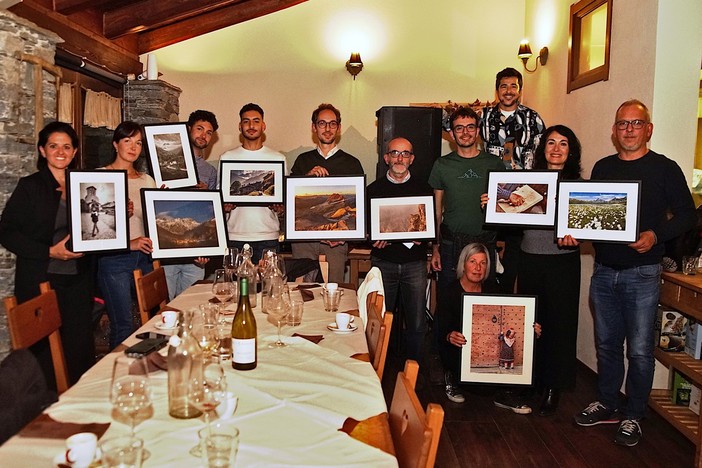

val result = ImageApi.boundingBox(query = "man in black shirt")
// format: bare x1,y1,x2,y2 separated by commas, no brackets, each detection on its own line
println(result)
572,100,696,447
367,137,432,361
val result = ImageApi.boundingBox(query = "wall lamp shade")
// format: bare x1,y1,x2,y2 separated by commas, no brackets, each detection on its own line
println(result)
518,40,548,73
346,52,363,79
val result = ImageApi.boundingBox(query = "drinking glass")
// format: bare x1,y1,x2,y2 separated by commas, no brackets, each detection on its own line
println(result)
223,248,239,281
212,269,235,305
110,355,152,458
193,306,220,362
100,436,144,468
188,362,227,457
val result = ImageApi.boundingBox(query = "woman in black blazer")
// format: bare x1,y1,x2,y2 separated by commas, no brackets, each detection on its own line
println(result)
0,122,95,386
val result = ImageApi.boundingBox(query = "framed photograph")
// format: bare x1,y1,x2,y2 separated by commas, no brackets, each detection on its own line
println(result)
484,170,559,227
567,0,612,93
141,189,229,259
66,170,130,253
143,123,198,189
219,160,285,205
369,195,436,242
284,176,366,241
460,294,537,385
556,180,641,243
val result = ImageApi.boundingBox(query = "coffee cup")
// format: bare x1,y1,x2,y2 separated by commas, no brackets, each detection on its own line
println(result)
335,312,351,330
161,311,178,328
66,432,98,468
324,282,338,293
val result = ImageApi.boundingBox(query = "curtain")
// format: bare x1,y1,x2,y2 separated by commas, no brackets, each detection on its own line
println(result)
58,83,74,125
83,89,121,130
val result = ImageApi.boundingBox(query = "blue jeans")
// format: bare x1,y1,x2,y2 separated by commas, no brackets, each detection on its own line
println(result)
98,251,152,349
229,239,279,264
590,262,661,419
372,257,428,361
163,263,205,300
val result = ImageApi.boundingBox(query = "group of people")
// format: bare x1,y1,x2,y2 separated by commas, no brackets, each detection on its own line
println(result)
0,64,696,449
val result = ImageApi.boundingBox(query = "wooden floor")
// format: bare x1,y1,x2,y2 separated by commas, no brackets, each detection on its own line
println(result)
380,337,696,468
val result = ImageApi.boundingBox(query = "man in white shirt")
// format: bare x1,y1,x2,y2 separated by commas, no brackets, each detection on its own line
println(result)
220,103,286,263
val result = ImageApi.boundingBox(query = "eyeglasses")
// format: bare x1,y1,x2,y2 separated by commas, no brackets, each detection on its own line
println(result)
615,119,647,130
452,124,477,133
387,150,413,159
315,120,339,129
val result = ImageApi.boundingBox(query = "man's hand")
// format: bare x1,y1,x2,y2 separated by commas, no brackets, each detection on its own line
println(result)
130,236,153,255
270,204,284,215
431,245,442,271
372,241,388,249
306,166,329,177
223,203,235,213
629,230,656,254
194,181,208,190
194,257,209,267
557,235,580,248
322,240,345,247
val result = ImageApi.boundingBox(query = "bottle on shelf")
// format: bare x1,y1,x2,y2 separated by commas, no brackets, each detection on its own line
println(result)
167,309,204,418
231,276,257,370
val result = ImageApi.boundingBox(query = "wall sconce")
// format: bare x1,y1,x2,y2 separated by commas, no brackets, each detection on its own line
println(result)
346,52,363,80
518,40,549,73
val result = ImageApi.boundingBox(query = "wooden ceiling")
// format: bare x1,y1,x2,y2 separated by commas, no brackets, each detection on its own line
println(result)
10,0,307,76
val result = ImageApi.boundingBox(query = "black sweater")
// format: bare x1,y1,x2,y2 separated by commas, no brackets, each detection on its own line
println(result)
290,149,363,176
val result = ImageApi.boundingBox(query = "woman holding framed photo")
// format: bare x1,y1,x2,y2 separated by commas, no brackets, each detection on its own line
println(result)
97,121,156,349
518,124,583,416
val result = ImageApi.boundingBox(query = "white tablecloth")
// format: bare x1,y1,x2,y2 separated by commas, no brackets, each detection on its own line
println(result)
0,284,397,467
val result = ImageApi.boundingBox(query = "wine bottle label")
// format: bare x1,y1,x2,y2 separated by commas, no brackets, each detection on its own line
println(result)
232,338,256,364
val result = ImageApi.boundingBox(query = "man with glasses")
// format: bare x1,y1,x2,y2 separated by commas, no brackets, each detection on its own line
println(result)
367,137,432,362
571,100,695,446
290,103,363,283
220,103,287,263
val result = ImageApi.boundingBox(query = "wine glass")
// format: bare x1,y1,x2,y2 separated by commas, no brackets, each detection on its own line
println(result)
193,307,220,363
223,248,239,281
110,355,152,458
267,279,290,348
188,363,227,457
212,269,235,305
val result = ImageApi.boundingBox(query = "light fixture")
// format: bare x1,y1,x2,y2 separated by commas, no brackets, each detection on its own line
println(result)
346,52,363,80
518,40,549,73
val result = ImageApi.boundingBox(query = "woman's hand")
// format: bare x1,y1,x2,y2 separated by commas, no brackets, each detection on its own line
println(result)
480,193,489,209
130,236,153,254
49,235,83,261
127,199,134,218
447,331,467,347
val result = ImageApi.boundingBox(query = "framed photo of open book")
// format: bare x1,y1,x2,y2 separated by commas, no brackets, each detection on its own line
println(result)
555,180,641,243
484,171,559,227
369,195,436,242
143,123,199,189
460,294,537,385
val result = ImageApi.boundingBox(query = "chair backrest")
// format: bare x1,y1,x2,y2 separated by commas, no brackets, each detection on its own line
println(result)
365,291,393,380
133,260,168,326
389,360,444,468
3,282,70,394
318,254,329,284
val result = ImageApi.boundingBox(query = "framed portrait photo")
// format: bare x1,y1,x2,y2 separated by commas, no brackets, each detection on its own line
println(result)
66,170,129,253
555,180,641,243
284,175,366,241
369,195,436,242
141,189,229,259
143,122,198,189
460,294,537,385
219,160,285,205
484,170,559,227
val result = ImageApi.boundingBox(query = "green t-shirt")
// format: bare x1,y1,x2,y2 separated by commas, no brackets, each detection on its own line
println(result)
428,151,504,236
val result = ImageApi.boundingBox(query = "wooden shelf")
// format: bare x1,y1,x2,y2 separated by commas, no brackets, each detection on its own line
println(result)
654,348,702,388
649,389,698,442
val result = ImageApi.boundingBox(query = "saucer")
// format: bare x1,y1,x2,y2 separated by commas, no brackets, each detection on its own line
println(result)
52,452,101,468
327,322,358,334
155,322,178,331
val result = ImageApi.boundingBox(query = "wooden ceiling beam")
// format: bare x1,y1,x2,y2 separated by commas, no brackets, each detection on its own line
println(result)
137,0,307,54
53,0,138,15
104,0,248,39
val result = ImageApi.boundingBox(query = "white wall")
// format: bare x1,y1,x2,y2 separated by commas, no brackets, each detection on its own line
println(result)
149,0,526,174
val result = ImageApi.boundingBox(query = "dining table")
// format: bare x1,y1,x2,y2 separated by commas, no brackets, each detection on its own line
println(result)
0,283,398,467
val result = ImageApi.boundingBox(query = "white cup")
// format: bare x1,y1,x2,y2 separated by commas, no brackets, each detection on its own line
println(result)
325,282,338,293
335,312,351,330
66,432,98,468
216,391,239,419
161,311,178,328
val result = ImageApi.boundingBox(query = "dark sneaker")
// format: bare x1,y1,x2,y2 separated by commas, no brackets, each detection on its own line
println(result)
574,401,621,426
494,392,532,414
444,371,465,403
614,419,642,446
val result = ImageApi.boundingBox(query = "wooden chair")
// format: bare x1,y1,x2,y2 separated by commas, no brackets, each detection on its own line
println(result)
133,260,168,326
3,282,70,394
389,360,444,468
365,291,393,380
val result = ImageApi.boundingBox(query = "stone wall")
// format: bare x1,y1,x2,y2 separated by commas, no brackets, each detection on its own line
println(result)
123,79,181,124
0,11,62,360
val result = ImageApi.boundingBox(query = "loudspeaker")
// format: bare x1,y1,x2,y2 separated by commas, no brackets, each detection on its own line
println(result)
375,106,443,186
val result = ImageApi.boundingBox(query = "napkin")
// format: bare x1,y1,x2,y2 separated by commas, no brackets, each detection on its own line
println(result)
293,283,321,290
19,413,110,439
292,333,324,344
299,288,315,302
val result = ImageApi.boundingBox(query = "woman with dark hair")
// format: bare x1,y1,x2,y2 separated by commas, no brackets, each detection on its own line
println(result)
97,121,156,348
0,121,95,385
519,124,583,416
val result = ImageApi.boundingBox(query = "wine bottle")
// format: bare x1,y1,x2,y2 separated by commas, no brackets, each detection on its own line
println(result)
231,276,257,370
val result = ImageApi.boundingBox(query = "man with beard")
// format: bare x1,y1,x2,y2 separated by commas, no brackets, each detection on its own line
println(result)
367,137,432,362
220,103,286,263
480,67,545,294
162,110,218,299
290,103,363,283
